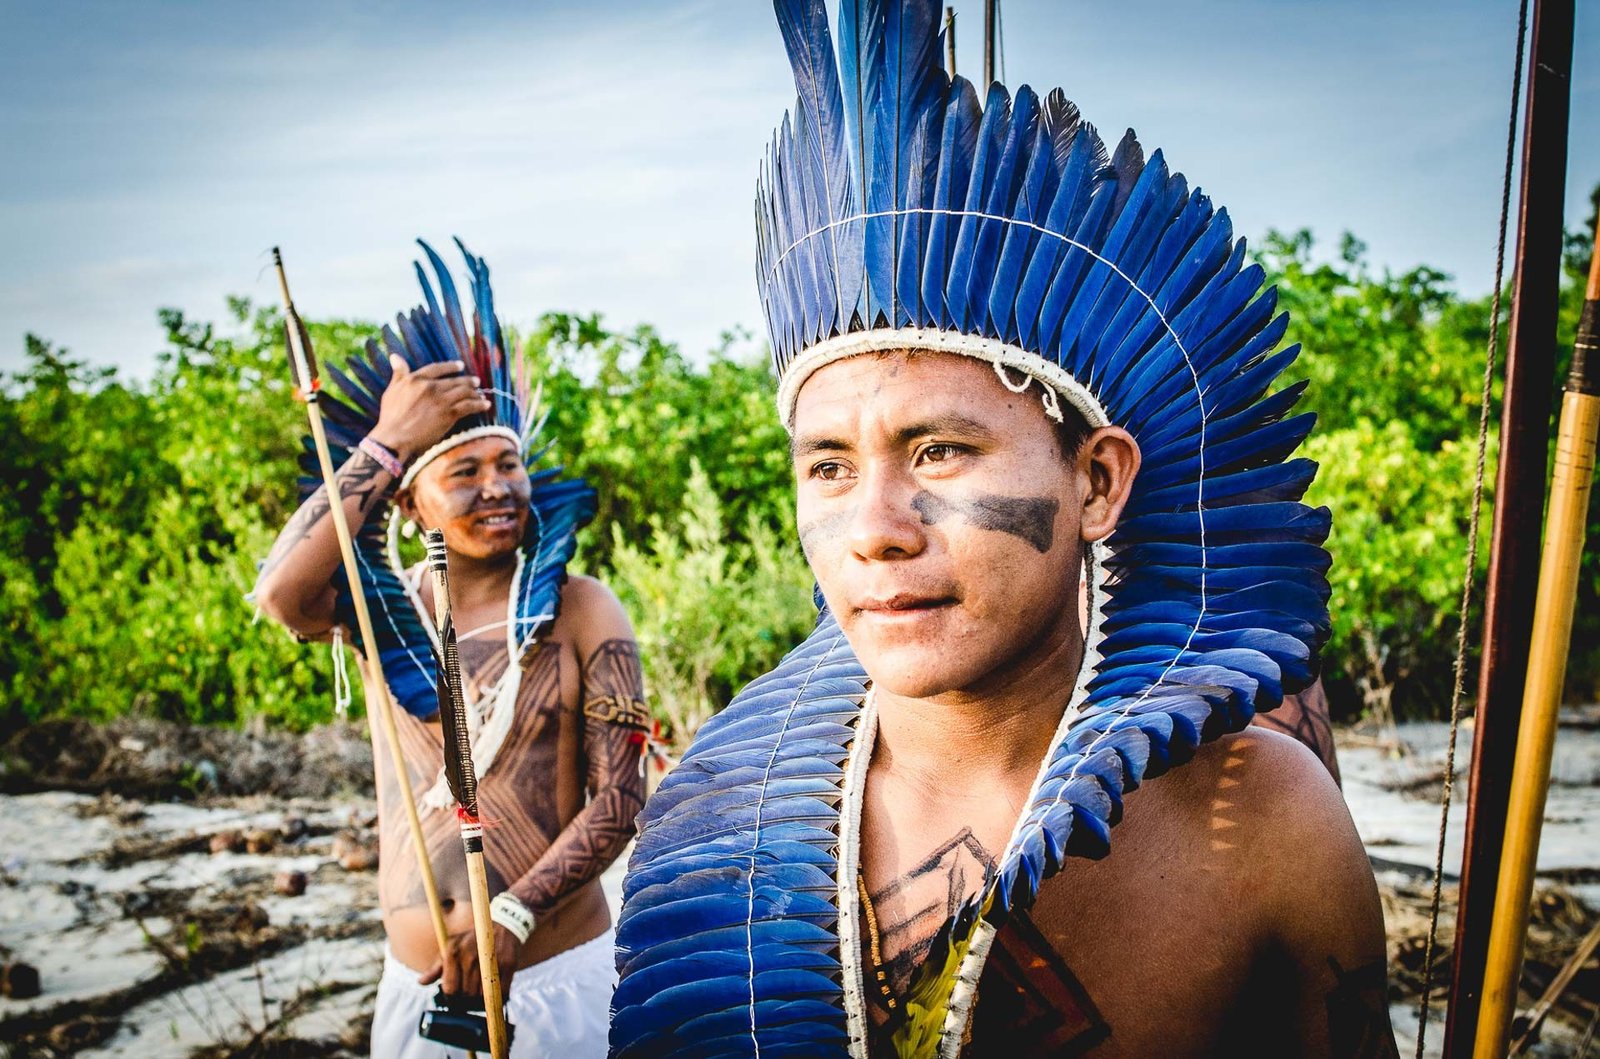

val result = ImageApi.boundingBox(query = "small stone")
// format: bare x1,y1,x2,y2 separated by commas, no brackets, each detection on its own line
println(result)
48,1015,110,1051
209,830,244,855
280,815,308,841
331,829,361,859
339,846,378,873
274,869,308,897
243,828,276,855
1,960,41,999
225,901,270,932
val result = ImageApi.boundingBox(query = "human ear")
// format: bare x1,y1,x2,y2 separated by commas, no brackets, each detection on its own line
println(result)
395,487,425,531
1077,426,1141,542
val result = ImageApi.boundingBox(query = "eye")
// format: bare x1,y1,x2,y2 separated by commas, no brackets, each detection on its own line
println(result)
810,460,854,482
918,442,965,465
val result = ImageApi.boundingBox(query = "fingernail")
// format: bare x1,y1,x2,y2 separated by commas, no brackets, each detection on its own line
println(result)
470,375,480,386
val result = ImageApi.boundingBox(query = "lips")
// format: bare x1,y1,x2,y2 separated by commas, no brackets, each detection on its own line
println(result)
473,509,521,530
856,592,957,613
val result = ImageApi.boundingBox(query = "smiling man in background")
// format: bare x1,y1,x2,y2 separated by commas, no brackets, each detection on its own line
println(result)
255,242,645,1058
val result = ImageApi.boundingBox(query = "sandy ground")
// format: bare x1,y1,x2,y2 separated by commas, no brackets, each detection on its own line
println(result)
1,718,1596,1057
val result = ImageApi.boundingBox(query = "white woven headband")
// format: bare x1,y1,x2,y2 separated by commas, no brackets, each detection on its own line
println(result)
398,425,522,490
775,328,1111,434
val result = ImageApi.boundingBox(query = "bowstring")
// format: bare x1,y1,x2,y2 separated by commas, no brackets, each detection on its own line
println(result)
1413,0,1530,1050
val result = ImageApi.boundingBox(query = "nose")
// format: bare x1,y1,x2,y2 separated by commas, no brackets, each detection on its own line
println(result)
846,464,926,562
480,472,511,500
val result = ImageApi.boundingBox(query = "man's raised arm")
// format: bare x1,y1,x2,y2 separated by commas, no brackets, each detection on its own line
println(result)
253,356,487,638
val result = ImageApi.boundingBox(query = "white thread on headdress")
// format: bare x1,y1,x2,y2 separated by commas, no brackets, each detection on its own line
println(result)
990,359,1065,423
836,690,878,1059
398,425,520,490
331,627,352,720
992,360,1033,393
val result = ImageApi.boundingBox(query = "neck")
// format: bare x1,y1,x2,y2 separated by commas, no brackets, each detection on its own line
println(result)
445,548,518,612
872,616,1085,799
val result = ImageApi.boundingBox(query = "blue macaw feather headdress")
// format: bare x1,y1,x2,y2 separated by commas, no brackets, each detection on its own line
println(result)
612,1,1330,1055
302,239,597,726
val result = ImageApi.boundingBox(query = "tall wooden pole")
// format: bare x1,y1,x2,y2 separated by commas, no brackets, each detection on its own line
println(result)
945,6,957,79
271,251,455,972
425,530,509,1059
982,0,996,87
1473,217,1600,1059
1443,0,1574,1051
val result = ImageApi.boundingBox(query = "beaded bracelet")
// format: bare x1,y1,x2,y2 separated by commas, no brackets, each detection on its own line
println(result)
490,892,536,944
357,436,406,479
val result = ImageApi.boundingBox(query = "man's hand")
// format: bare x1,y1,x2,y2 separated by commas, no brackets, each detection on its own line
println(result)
417,924,519,1000
368,356,491,464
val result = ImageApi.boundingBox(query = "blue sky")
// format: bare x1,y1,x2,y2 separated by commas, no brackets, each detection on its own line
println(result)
2,0,1596,376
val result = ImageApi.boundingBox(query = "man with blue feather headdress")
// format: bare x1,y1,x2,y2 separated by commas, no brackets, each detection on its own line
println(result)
610,2,1394,1056
255,241,646,1058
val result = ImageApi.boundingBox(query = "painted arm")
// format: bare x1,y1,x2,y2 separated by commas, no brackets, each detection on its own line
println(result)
507,583,648,915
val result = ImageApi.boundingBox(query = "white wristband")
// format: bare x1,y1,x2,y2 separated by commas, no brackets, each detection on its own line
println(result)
490,892,536,944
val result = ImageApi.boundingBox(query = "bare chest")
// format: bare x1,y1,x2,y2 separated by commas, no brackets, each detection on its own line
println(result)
859,771,1268,1057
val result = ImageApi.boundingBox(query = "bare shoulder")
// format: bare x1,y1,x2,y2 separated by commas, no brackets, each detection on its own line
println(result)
553,574,635,653
1124,726,1372,920
557,574,626,621
1157,726,1344,820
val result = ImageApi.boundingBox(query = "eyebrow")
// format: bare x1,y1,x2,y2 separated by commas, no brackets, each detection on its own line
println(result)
790,412,999,460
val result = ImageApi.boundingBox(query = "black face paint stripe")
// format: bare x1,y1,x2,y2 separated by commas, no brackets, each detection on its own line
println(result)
911,490,1059,553
799,508,855,558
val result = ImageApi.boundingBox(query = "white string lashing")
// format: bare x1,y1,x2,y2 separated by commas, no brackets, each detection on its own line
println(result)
330,627,352,720
991,359,1064,423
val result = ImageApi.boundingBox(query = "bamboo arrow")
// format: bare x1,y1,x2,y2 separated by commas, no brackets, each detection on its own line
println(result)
1473,213,1600,1057
424,529,510,1059
270,249,453,969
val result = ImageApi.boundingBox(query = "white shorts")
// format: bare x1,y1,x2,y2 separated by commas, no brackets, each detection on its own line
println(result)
371,931,615,1059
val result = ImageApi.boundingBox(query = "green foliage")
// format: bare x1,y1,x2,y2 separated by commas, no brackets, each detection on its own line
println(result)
606,461,815,744
519,314,793,570
1260,197,1599,718
6,195,1597,731
1300,419,1492,720
0,303,805,732
1256,229,1500,450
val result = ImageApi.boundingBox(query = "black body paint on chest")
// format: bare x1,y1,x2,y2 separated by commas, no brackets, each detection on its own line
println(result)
911,491,1060,553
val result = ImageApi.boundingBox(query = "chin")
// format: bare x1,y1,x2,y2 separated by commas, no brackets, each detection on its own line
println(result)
851,639,993,700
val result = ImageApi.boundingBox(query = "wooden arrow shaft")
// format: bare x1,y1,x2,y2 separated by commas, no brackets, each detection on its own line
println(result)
274,254,453,966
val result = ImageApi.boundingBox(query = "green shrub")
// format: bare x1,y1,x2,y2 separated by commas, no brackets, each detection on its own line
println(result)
1301,419,1493,722
604,460,815,746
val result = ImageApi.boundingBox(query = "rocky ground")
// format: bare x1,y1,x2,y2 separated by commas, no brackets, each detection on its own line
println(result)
0,714,1596,1057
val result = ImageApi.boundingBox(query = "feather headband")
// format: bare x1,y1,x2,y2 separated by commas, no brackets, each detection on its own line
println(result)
611,1,1331,1056
300,239,597,725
